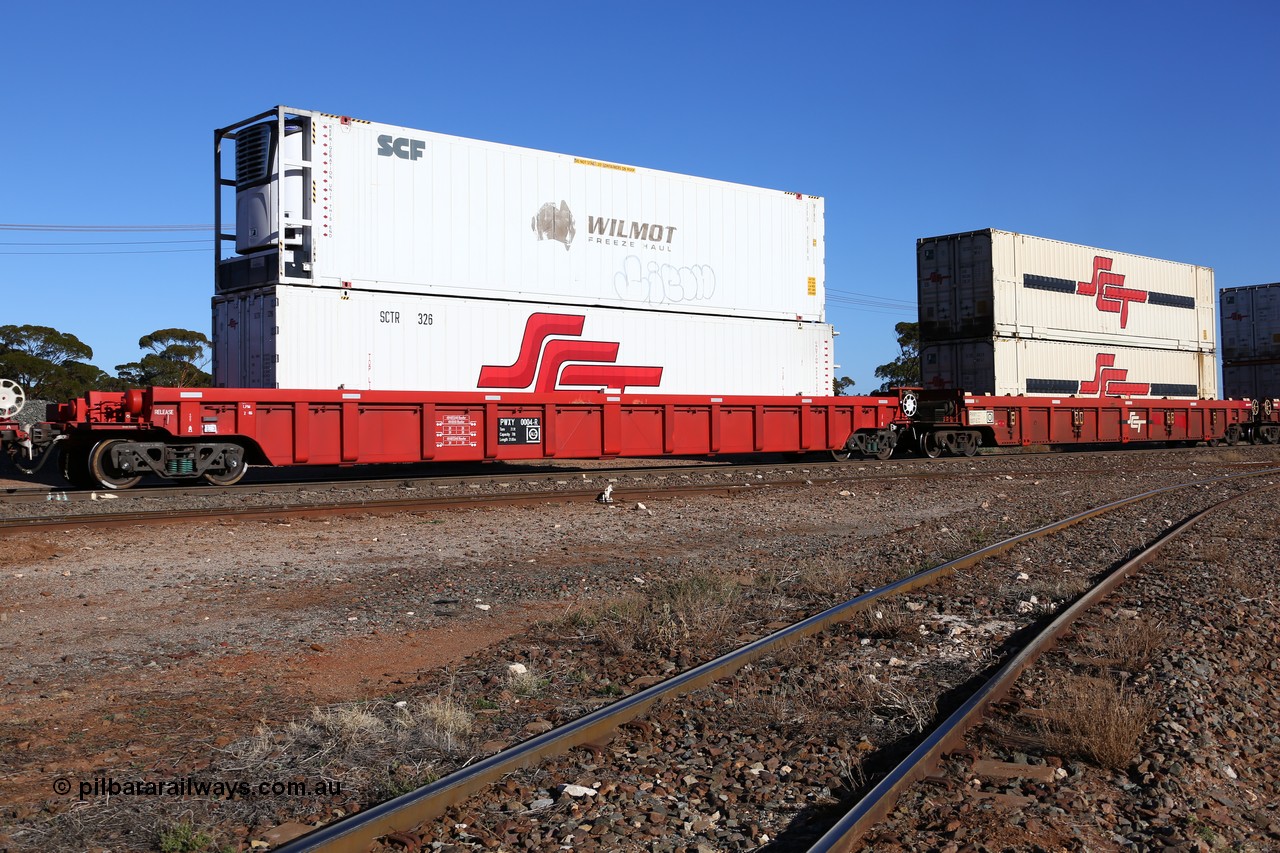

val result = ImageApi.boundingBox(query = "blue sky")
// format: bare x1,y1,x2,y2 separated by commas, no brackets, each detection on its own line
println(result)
2,1,1276,393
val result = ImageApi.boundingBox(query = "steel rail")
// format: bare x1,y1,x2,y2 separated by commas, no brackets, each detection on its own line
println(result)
4,443,1266,506
269,466,1280,853
0,457,845,507
0,461,751,504
0,481,766,531
4,455,1266,522
807,476,1280,852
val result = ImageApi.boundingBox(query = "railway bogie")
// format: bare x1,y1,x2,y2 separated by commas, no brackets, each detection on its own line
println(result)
65,437,249,489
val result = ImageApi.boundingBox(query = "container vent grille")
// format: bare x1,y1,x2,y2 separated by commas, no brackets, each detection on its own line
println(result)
236,123,274,190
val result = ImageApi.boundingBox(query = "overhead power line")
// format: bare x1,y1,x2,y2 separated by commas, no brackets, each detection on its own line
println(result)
0,225,221,256
0,248,207,256
826,287,916,309
0,239,207,246
0,223,214,232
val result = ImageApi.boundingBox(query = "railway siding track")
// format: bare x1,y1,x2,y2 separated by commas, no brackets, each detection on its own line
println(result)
810,479,1280,852
266,468,1280,853
857,485,1280,851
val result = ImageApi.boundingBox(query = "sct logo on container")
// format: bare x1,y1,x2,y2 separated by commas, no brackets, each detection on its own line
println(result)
1023,256,1197,329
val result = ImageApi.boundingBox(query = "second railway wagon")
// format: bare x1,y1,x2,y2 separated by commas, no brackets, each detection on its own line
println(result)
906,390,1276,457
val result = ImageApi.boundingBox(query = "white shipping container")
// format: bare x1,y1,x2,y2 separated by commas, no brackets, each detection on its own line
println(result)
216,107,825,323
920,337,1216,399
213,286,833,396
1222,361,1280,401
917,230,1215,352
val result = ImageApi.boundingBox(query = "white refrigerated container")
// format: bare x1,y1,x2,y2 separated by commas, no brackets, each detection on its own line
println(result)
213,285,833,396
216,107,825,324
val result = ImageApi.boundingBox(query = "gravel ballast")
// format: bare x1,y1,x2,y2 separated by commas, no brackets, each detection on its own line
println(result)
1,445,1277,851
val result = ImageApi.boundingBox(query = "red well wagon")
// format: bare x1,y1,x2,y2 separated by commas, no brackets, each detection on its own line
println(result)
4,386,906,490
906,389,1265,457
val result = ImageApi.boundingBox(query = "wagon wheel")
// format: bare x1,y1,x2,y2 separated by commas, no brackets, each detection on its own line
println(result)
830,446,853,462
960,432,979,457
0,378,24,419
921,431,944,459
875,441,895,461
204,460,249,486
88,439,142,490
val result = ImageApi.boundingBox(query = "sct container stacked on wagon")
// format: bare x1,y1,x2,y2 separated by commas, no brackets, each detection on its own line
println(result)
917,229,1217,398
213,107,831,396
1220,283,1280,407
905,230,1275,454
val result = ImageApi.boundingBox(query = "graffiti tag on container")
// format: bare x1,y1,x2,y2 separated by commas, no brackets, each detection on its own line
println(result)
614,255,717,306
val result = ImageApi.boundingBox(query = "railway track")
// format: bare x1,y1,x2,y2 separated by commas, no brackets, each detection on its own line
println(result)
1,458,747,504
264,466,1280,853
0,481,763,531
809,478,1280,851
3,446,1272,528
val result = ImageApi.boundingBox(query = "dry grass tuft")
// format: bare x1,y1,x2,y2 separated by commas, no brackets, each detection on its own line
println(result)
597,574,740,658
1023,571,1091,607
36,805,233,853
733,649,889,738
1034,674,1154,769
506,666,549,697
851,602,916,640
543,605,601,635
1195,537,1230,565
756,561,834,606
224,692,473,801
1223,564,1270,599
872,682,936,733
1086,617,1171,672
408,695,475,745
296,705,386,755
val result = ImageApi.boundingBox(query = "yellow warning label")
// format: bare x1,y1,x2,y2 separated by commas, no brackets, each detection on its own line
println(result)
807,277,817,296
574,157,636,173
